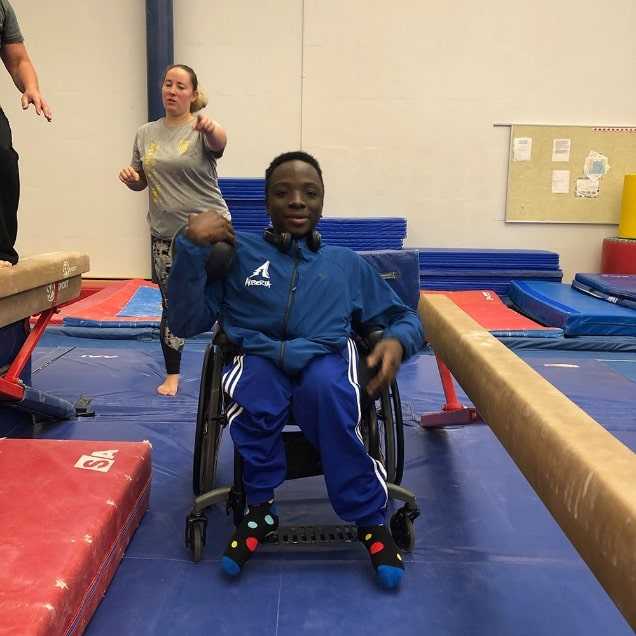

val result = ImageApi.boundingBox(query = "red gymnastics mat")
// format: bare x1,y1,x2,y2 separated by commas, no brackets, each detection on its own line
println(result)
47,279,161,327
0,439,151,636
421,290,563,337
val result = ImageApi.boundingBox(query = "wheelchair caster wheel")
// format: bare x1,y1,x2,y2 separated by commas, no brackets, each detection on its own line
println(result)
191,525,204,562
390,506,417,552
185,513,207,563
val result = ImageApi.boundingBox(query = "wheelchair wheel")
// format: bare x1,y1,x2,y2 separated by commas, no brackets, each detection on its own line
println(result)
390,507,416,552
193,343,225,496
366,390,397,484
390,379,405,486
185,513,207,563
191,524,204,562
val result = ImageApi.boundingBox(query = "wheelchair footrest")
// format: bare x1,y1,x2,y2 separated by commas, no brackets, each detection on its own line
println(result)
265,524,358,546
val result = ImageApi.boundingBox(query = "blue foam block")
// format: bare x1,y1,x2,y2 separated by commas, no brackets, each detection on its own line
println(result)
510,281,636,336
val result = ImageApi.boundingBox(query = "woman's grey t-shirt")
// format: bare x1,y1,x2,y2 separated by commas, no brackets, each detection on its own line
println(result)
131,118,230,240
0,1,23,46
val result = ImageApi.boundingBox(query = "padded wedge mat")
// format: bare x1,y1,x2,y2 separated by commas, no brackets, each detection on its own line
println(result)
509,281,636,336
0,439,151,636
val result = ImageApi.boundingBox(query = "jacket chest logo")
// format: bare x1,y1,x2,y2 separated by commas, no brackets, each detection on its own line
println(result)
245,260,271,288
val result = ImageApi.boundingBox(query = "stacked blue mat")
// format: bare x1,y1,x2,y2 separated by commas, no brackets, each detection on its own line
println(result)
219,178,407,250
417,248,563,295
509,276,636,338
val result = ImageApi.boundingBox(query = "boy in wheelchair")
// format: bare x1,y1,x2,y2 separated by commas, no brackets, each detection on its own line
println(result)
167,151,423,589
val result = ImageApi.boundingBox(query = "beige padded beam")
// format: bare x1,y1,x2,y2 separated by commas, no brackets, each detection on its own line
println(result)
419,293,636,630
0,252,90,328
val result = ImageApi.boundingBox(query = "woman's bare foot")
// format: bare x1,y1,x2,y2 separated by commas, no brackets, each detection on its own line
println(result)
0,260,13,268
157,373,180,396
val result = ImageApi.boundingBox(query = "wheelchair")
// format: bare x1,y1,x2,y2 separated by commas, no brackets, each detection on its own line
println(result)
185,328,420,563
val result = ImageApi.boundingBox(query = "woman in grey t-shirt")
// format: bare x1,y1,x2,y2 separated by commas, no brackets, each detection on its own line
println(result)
118,64,230,396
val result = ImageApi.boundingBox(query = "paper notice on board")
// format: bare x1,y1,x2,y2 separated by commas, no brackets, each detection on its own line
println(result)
551,170,570,194
576,177,600,198
584,151,610,180
513,137,532,161
552,139,571,162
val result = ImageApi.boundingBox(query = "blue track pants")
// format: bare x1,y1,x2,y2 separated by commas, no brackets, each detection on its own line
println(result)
222,340,388,526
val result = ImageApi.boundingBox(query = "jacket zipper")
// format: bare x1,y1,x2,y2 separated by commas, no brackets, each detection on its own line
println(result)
279,243,300,369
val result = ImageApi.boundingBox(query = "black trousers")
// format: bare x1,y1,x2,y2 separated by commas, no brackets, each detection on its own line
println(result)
0,109,20,265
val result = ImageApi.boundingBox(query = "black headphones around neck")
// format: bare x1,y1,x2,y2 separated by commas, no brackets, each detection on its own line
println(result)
263,227,321,253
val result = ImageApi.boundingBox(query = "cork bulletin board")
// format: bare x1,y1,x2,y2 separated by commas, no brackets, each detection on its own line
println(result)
505,124,636,223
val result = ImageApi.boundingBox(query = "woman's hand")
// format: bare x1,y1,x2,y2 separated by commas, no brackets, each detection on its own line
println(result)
193,113,217,135
118,166,146,190
365,338,404,397
185,210,235,246
193,113,227,152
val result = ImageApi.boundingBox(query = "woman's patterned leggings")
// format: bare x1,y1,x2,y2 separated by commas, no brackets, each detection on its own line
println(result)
151,236,184,374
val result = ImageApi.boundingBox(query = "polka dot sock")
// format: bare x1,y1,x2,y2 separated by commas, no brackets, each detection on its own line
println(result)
221,500,279,576
358,525,404,589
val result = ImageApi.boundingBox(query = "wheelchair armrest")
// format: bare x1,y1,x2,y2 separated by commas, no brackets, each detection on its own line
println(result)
212,330,234,348
353,322,384,349
212,327,242,364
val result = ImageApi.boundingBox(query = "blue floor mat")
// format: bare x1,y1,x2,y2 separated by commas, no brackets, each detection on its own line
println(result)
4,335,633,636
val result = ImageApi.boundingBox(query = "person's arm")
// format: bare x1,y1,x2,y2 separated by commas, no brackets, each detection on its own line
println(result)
118,132,148,191
118,165,147,191
167,210,235,337
353,257,424,395
0,42,52,121
193,113,227,154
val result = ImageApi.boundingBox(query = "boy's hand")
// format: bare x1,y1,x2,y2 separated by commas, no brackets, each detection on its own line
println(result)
186,210,235,246
365,338,404,397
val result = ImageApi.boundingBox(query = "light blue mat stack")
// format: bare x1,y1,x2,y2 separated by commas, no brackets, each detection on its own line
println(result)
416,248,563,296
220,178,407,251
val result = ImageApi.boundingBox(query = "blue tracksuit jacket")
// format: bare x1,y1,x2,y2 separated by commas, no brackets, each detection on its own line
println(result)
167,231,423,373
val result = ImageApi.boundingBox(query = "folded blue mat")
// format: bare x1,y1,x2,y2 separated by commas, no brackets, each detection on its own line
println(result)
418,248,560,271
118,286,163,318
509,281,636,336
573,274,636,309
359,250,420,310
419,269,562,279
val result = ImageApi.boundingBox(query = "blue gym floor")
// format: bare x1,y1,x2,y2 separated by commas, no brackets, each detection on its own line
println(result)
4,333,635,635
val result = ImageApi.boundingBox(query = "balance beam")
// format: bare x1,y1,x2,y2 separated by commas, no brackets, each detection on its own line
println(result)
0,252,89,328
0,252,90,419
419,293,636,630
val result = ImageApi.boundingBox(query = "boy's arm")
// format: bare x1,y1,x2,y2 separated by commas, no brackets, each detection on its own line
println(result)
167,232,221,337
